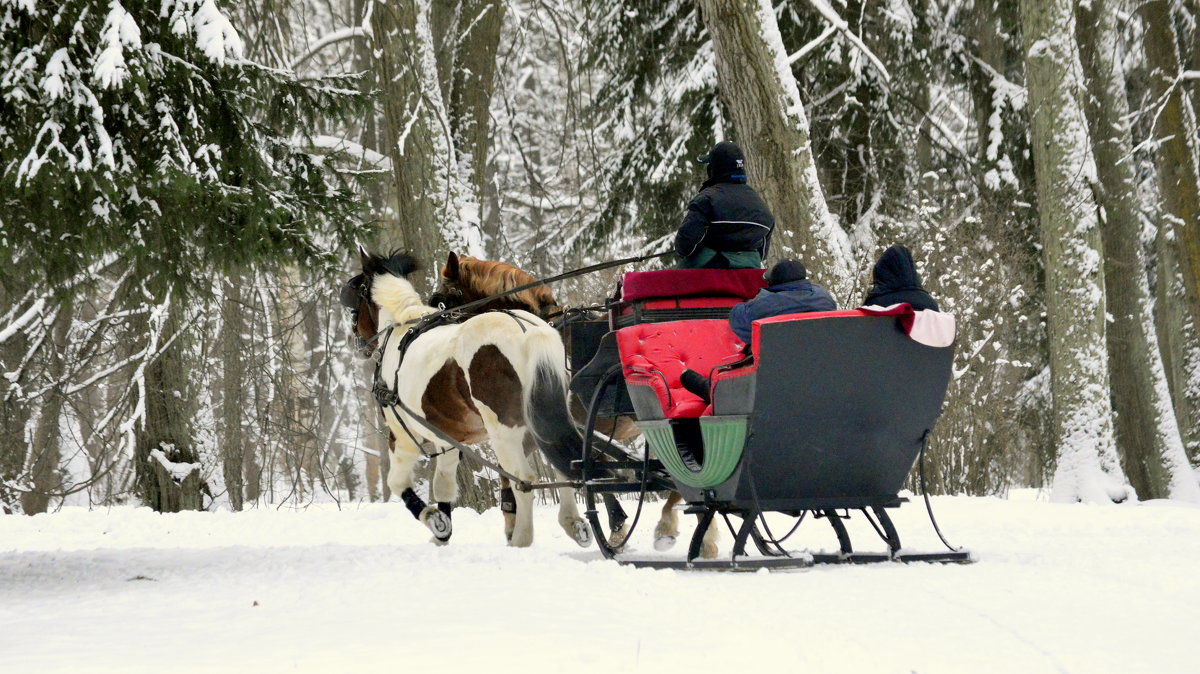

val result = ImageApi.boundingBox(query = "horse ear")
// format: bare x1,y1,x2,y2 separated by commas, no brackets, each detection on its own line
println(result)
444,251,460,280
358,245,372,273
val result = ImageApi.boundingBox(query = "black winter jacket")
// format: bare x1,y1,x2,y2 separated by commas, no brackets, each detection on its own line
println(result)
863,245,939,311
675,178,775,260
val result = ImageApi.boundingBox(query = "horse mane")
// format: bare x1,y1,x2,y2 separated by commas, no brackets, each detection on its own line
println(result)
364,249,427,324
364,249,420,278
455,257,560,316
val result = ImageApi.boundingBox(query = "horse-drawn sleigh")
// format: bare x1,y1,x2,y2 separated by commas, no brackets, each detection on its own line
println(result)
341,249,971,570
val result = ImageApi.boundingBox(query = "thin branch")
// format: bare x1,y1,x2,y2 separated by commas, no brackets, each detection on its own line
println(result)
787,24,838,65
804,0,891,82
289,27,372,71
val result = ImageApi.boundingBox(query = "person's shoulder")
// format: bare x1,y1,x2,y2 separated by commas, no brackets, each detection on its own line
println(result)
688,188,715,208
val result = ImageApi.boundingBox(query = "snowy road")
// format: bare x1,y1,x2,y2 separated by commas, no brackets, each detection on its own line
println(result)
2,493,1197,673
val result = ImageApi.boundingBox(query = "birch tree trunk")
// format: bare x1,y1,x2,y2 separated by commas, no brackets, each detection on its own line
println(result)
1077,0,1200,501
697,0,854,292
1019,0,1130,503
1142,0,1200,335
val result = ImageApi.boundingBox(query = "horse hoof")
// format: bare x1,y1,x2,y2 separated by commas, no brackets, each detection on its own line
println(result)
420,506,452,544
654,534,677,552
570,520,593,548
607,523,630,553
700,542,719,559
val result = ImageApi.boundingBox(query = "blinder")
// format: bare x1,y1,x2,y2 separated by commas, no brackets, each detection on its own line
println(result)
340,274,365,309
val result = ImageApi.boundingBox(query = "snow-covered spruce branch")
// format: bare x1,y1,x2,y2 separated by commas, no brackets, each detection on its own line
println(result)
289,27,371,71
307,135,391,169
804,0,891,83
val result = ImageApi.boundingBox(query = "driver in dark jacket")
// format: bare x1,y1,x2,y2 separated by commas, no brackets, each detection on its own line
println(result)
675,141,775,269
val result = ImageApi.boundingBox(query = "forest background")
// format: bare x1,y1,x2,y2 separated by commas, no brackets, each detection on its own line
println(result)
3,0,1200,515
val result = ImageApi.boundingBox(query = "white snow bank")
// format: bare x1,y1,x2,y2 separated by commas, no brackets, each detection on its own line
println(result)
1,495,1198,673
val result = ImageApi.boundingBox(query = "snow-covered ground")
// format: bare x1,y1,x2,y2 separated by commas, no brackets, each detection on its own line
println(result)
2,492,1198,674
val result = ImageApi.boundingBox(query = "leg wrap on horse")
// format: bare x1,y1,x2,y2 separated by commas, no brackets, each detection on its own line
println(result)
500,487,517,514
400,487,426,520
603,493,628,532
437,502,452,518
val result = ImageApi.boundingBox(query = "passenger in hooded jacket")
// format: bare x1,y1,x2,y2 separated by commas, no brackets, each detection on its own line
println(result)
681,260,835,402
726,259,837,343
675,141,775,269
862,244,939,311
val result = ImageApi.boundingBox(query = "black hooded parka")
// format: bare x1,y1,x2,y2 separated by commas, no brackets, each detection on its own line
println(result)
863,244,939,311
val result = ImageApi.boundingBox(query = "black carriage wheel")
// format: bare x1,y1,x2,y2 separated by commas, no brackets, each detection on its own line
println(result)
824,509,853,555
581,365,651,558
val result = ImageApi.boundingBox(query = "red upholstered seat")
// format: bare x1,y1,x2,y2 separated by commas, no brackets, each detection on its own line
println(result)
620,269,766,303
616,320,746,418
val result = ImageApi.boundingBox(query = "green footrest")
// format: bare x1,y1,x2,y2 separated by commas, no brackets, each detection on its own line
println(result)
639,416,748,489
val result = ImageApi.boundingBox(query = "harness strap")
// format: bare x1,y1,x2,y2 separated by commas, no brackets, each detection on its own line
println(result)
387,394,575,493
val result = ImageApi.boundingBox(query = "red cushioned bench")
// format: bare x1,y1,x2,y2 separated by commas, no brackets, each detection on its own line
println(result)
615,319,746,419
609,269,767,328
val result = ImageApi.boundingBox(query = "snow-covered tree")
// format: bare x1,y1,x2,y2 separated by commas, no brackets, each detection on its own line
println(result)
1018,0,1131,503
0,0,369,511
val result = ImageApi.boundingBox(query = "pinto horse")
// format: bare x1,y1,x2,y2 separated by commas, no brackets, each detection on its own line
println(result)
342,249,593,548
430,252,719,558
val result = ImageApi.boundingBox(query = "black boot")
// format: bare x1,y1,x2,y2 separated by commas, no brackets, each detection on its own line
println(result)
679,368,712,404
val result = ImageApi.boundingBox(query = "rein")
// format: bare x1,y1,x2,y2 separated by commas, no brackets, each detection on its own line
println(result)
422,249,671,324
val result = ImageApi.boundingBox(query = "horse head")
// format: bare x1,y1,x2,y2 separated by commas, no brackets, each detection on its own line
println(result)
429,251,560,319
340,247,420,358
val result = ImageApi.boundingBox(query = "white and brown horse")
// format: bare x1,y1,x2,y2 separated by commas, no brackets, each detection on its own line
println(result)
343,249,592,547
430,252,719,558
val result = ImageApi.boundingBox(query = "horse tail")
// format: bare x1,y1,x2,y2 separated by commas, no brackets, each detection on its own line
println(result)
521,330,585,480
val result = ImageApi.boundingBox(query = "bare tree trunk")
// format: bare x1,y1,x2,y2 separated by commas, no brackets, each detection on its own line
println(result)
1019,0,1129,502
697,0,854,291
1155,227,1200,463
20,303,73,514
133,292,205,513
446,0,505,211
1078,0,1199,501
1143,0,1200,335
219,282,247,511
0,334,32,513
371,0,454,286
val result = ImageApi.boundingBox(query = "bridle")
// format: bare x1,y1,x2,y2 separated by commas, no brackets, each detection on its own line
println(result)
339,273,382,356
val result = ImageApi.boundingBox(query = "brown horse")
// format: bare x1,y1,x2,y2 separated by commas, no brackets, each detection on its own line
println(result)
430,252,719,557
341,248,593,548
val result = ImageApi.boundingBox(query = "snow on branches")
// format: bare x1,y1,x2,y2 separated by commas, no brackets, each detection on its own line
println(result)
0,0,369,291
